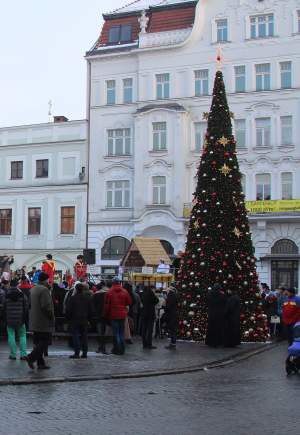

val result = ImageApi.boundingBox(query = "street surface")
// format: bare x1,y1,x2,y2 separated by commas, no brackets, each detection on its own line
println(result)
0,344,298,435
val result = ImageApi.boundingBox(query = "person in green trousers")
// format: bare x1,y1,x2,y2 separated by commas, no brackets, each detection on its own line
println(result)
4,278,29,360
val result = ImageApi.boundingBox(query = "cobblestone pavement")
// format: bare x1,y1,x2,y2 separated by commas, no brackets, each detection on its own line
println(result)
0,338,261,382
0,344,298,435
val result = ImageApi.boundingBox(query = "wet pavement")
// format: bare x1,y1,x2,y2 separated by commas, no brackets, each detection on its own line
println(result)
0,344,297,435
0,337,264,383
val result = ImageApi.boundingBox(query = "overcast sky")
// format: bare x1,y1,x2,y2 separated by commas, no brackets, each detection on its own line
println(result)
0,0,126,127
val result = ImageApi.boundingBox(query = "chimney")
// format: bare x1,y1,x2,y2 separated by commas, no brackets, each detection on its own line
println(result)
53,115,69,123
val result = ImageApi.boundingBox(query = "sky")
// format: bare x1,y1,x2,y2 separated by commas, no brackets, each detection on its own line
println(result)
0,0,127,127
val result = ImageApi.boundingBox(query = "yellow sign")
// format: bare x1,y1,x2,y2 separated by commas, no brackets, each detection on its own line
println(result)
246,200,300,213
183,200,300,217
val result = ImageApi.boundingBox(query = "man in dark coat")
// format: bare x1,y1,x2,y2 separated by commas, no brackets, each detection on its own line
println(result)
205,283,226,347
223,290,241,347
4,279,29,360
141,286,159,349
66,282,93,358
165,285,178,350
25,272,55,370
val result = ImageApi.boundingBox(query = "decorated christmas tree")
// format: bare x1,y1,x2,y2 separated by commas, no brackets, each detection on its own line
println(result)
177,66,269,342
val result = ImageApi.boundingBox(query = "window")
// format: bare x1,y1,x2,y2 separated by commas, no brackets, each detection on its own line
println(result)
28,207,41,235
281,173,293,200
152,176,166,205
153,122,167,151
106,80,116,105
0,209,12,235
297,10,300,33
281,116,293,146
11,161,23,180
235,119,246,148
106,180,130,208
61,206,75,234
123,78,133,103
272,239,298,255
156,74,170,99
36,159,48,178
101,236,130,260
216,19,228,42
241,174,246,196
250,14,274,38
256,64,271,91
195,69,209,96
107,129,131,156
194,122,207,152
234,65,246,92
256,118,271,147
280,61,292,89
108,25,132,44
256,174,271,200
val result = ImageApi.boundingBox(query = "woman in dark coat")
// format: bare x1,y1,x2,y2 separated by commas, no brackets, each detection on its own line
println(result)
205,283,226,347
165,285,178,349
224,290,241,347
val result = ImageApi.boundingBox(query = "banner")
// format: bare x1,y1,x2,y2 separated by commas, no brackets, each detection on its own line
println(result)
246,200,300,213
183,200,300,217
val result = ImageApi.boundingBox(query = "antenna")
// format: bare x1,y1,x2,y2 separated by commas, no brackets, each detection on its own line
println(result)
48,99,53,122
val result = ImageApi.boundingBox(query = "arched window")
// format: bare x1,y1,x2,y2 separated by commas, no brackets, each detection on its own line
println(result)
271,239,299,255
101,236,130,260
160,240,174,256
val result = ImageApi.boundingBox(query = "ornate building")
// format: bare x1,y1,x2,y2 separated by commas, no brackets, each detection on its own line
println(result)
86,0,300,289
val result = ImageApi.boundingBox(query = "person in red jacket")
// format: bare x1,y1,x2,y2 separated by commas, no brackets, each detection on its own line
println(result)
41,254,56,286
74,255,88,281
104,277,132,355
282,288,300,345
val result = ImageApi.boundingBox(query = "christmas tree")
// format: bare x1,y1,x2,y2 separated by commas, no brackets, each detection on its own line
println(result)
177,68,269,342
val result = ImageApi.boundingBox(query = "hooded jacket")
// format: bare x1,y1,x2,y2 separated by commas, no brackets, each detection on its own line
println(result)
104,284,132,321
4,286,28,327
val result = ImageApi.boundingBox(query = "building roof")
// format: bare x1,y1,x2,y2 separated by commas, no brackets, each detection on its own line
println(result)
110,0,196,15
89,0,197,53
121,237,171,267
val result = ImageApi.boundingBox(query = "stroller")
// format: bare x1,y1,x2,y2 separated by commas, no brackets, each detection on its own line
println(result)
286,321,300,375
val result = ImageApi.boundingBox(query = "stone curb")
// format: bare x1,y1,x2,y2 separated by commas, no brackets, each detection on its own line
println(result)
0,342,278,387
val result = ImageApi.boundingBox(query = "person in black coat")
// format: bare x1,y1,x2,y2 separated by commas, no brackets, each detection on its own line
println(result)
223,290,241,347
66,283,93,359
92,281,108,354
165,285,178,350
205,283,226,347
141,286,159,349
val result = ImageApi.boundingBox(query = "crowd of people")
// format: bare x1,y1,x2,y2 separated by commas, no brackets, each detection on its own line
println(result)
204,282,300,349
1,253,300,371
0,254,178,369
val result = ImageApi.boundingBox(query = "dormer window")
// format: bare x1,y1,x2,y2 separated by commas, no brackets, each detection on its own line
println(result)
108,25,132,45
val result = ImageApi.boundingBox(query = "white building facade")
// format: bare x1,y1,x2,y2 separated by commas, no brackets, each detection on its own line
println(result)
86,0,300,289
0,117,87,271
